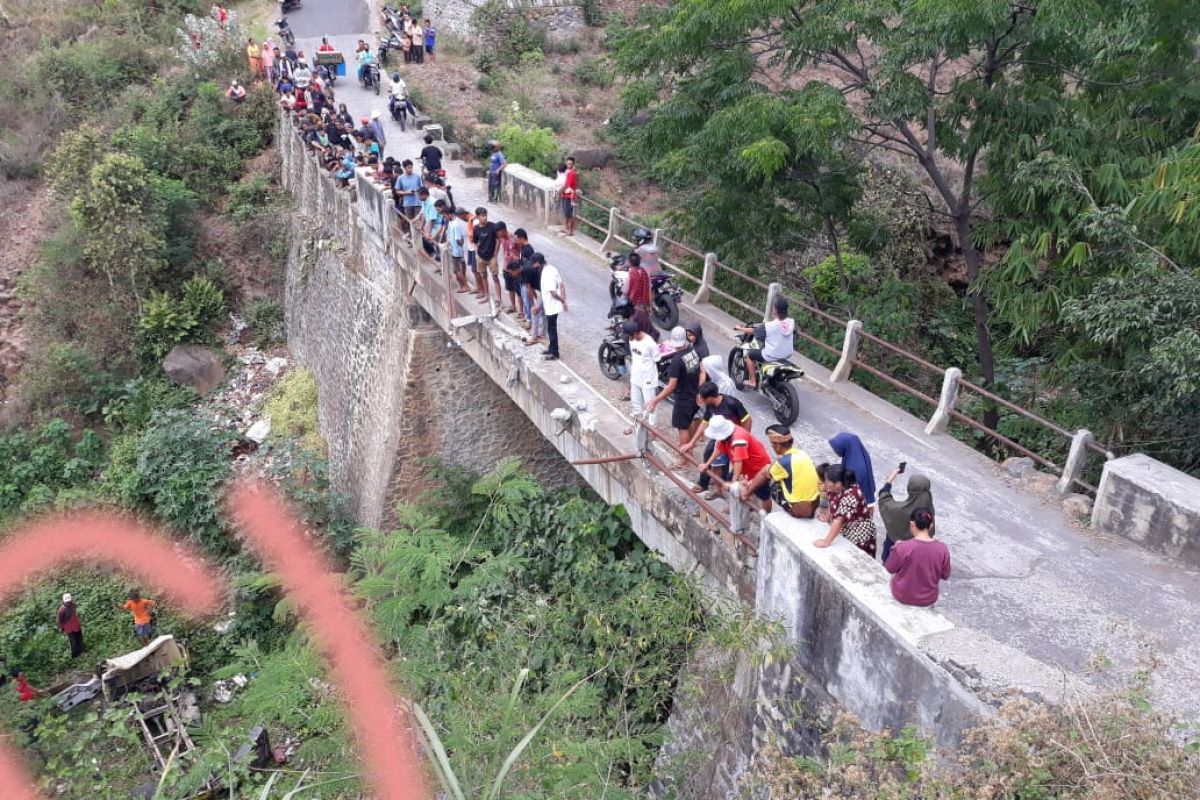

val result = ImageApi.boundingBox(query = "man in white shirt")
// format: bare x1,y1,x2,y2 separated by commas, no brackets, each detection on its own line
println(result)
536,255,567,360
735,297,795,389
623,320,658,434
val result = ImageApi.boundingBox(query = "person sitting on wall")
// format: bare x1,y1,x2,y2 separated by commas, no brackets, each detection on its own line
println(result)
885,508,951,607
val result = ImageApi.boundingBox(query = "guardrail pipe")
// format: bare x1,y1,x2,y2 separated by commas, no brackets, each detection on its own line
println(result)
924,367,962,435
830,320,864,383
694,253,719,304
1057,429,1094,495
600,207,621,252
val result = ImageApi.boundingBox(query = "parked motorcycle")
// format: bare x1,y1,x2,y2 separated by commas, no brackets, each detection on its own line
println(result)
728,325,804,425
377,34,404,66
275,18,295,47
607,252,682,330
279,0,301,14
381,5,406,34
598,302,671,389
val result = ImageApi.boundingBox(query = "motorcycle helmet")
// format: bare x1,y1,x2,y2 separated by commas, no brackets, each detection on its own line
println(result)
633,227,653,246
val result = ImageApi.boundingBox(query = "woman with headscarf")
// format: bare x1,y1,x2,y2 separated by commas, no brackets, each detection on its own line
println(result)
684,321,709,360
829,432,877,506
878,468,934,564
813,464,876,557
700,353,735,395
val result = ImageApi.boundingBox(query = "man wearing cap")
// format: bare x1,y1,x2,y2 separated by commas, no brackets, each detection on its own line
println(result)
687,381,751,499
293,58,312,90
701,416,774,510
56,593,84,658
369,109,387,156
741,424,820,518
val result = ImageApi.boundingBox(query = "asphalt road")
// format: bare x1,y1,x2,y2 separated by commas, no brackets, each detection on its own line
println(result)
289,25,1200,721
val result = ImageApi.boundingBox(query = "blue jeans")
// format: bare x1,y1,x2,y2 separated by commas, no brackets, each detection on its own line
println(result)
488,172,501,202
698,440,729,490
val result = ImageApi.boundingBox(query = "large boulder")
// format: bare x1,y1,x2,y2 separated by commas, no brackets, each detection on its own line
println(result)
163,344,225,395
571,148,613,170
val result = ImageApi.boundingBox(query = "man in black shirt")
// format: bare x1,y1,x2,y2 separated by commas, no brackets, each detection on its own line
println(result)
687,382,751,497
472,207,501,302
420,134,443,174
649,329,703,467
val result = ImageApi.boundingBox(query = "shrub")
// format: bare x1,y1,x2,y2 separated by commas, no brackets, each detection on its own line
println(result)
544,37,583,55
181,275,227,333
102,376,197,432
246,297,285,348
261,368,323,454
0,419,106,523
109,409,236,554
136,291,198,361
476,107,498,125
15,343,124,421
536,112,566,133
573,57,614,89
226,172,275,221
804,251,873,304
477,73,499,93
37,38,158,112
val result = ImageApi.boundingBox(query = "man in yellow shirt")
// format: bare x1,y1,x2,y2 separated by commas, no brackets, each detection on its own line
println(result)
117,589,157,645
741,424,820,518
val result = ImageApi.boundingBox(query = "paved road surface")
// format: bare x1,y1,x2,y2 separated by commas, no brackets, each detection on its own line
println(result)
291,26,1200,720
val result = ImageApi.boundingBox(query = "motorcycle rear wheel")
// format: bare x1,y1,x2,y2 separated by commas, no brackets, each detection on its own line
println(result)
766,380,800,425
652,292,679,329
728,349,748,390
597,342,625,381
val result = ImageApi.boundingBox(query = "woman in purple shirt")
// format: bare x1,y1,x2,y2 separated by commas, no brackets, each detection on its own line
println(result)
884,508,951,606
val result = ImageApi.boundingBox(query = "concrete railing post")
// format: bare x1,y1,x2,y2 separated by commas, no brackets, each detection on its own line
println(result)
651,227,665,253
693,253,719,305
600,207,621,253
829,320,863,383
728,484,751,535
1057,429,1094,495
924,367,962,435
763,282,783,323
440,244,456,318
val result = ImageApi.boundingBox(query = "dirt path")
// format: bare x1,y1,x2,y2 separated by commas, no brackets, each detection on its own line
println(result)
0,177,53,403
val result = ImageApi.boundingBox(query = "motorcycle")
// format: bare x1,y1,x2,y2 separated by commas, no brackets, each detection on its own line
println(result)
728,325,804,425
606,252,682,330
275,18,295,47
377,34,404,66
597,302,671,389
279,0,301,13
359,61,381,95
381,5,406,33
317,63,337,88
389,91,409,129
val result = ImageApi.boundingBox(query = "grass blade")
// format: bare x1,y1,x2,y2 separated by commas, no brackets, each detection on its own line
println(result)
413,701,467,800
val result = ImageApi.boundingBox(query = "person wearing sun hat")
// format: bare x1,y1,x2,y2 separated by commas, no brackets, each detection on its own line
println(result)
56,592,84,658
701,414,774,510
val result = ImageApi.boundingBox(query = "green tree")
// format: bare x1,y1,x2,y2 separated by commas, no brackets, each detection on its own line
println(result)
616,0,1200,427
68,152,169,309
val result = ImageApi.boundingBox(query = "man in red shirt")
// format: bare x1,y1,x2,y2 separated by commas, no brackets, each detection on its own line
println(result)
56,592,84,658
561,156,579,236
9,668,44,702
704,415,774,511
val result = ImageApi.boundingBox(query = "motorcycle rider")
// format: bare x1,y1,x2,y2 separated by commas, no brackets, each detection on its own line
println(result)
735,297,795,390
318,35,336,52
356,40,377,85
387,71,417,127
632,227,660,272
419,134,442,179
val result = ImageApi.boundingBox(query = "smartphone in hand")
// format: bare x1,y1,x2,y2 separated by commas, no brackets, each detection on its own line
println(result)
898,461,907,474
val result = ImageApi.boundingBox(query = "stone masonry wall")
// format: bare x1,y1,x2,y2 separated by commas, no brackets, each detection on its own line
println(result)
423,0,585,42
281,115,577,528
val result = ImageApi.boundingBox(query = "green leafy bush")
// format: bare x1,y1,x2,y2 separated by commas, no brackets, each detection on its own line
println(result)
0,419,106,523
225,172,275,222
261,368,323,453
136,291,198,360
573,57,614,89
493,119,561,174
36,38,158,112
245,297,285,348
181,275,226,332
804,251,872,304
109,410,235,555
477,106,498,125
101,376,197,432
15,343,125,421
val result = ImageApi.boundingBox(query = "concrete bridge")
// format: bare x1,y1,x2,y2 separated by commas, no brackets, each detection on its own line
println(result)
279,25,1200,796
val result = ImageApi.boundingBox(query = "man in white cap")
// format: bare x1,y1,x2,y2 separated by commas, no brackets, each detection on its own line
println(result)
698,414,774,511
56,593,84,658
369,109,387,156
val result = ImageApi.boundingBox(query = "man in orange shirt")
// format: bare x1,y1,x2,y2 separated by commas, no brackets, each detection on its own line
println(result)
118,589,157,645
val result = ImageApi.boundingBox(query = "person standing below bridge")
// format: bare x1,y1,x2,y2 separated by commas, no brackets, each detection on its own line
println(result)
885,508,950,606
487,141,507,203
648,327,703,468
537,254,566,360
814,465,876,557
878,468,934,564
741,424,820,518
118,589,157,646
829,431,877,507
56,593,84,658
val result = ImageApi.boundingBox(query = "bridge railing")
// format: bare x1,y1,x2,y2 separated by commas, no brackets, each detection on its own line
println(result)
575,196,1112,495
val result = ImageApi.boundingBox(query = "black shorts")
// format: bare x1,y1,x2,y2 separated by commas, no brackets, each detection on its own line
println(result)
504,272,521,292
672,400,698,431
562,197,574,218
748,480,771,501
746,348,765,362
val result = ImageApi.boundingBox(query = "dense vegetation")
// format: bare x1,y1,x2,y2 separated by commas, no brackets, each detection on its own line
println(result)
605,0,1200,475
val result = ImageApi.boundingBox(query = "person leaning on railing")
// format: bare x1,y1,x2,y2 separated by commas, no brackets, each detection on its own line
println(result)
741,424,821,518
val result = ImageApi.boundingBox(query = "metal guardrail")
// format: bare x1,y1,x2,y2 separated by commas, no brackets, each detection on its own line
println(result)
573,197,1113,495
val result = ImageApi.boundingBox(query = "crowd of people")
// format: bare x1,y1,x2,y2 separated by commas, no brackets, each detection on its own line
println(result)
264,21,949,609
